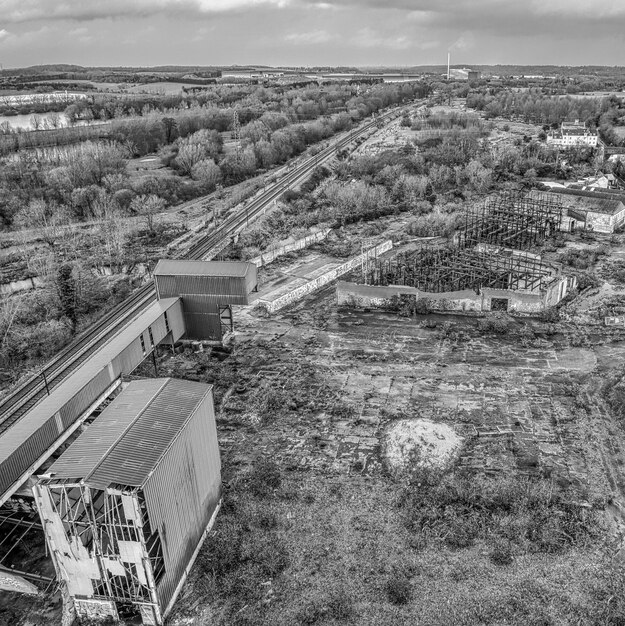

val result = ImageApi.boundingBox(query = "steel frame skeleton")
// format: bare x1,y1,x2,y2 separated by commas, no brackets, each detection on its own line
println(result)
365,246,557,294
457,191,563,250
42,481,165,610
361,192,563,294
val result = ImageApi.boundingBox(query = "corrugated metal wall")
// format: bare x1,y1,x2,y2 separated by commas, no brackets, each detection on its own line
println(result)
183,311,222,341
155,274,254,304
0,299,186,501
109,299,185,378
0,417,59,497
155,276,246,340
142,392,221,612
60,368,112,429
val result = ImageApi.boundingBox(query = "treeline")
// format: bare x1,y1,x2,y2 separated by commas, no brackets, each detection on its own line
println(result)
0,81,429,230
466,91,619,127
230,119,605,260
411,112,488,132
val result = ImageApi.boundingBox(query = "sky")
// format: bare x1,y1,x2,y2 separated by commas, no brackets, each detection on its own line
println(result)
0,0,625,69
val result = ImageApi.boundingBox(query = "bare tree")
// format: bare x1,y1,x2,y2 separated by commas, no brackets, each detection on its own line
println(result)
130,194,166,233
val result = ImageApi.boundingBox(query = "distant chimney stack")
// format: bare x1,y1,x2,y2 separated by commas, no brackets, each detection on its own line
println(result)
447,52,450,80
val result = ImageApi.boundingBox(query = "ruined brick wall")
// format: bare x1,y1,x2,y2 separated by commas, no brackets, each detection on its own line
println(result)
74,598,118,622
336,282,483,312
586,211,615,233
421,290,483,312
337,279,571,316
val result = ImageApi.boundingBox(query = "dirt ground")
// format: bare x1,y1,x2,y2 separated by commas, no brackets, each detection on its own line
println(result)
151,231,625,624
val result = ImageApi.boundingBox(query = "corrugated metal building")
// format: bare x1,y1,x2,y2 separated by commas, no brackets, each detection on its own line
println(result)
33,378,221,626
0,298,185,506
154,260,257,341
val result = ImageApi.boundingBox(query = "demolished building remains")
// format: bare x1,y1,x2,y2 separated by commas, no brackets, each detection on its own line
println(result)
33,378,221,626
338,192,576,315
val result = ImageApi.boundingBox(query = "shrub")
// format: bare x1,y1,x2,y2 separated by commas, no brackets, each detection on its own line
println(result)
477,317,512,334
385,575,412,605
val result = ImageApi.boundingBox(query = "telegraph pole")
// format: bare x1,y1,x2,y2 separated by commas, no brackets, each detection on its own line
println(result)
233,109,242,163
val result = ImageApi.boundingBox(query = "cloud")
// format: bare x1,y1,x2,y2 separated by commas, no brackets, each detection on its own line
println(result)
285,30,332,44
0,29,11,42
0,0,293,23
351,27,412,50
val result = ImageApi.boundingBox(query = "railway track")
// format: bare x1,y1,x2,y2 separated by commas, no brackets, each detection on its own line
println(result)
0,105,406,432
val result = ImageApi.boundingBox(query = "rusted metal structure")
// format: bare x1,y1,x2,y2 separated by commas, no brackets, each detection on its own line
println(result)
33,378,221,626
154,260,257,341
0,298,185,507
365,246,558,294
457,192,563,250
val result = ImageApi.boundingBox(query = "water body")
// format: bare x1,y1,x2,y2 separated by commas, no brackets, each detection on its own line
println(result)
0,113,76,131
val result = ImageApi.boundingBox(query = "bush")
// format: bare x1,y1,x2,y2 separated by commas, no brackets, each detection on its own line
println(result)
385,575,412,605
477,316,512,334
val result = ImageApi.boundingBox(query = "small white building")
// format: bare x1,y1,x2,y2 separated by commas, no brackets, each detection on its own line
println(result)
547,120,598,149
544,188,625,233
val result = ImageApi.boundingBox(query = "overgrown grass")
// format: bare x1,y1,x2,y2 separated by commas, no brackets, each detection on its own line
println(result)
397,468,600,555
194,460,289,624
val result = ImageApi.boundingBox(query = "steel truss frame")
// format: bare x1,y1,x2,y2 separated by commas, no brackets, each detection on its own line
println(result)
44,481,165,607
365,246,556,294
458,191,563,250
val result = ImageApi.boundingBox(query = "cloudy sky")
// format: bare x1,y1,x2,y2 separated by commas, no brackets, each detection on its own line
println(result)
0,0,624,68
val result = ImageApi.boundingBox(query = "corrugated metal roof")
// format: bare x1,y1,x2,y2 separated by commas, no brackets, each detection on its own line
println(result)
154,259,253,278
47,379,168,480
48,378,212,489
0,298,181,461
544,188,625,216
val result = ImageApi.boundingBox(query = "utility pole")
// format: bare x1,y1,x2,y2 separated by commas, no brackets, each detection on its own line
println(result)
41,371,50,396
233,109,242,164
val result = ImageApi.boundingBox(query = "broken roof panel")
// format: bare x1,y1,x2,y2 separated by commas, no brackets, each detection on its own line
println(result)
543,188,625,216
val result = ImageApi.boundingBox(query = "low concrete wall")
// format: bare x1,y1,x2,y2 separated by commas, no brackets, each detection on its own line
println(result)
0,276,43,296
257,240,393,313
337,274,573,316
586,211,614,233
250,229,331,267
337,282,483,312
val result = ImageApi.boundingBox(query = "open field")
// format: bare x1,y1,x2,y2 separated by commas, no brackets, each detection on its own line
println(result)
114,224,625,625
152,269,625,625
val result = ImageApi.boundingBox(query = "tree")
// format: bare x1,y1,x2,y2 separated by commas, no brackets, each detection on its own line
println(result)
174,142,205,176
14,199,69,246
130,194,166,233
57,264,77,330
161,117,178,143
190,159,222,190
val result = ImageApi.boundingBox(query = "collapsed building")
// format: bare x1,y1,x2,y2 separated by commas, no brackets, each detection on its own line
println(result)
33,378,221,625
338,192,576,315
538,188,625,234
